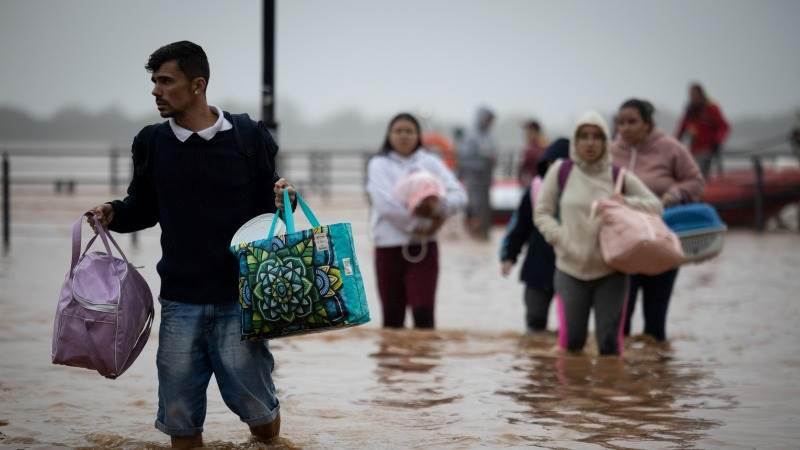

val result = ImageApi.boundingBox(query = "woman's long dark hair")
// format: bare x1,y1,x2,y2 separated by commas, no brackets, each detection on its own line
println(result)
379,112,423,155
620,98,656,130
686,82,709,117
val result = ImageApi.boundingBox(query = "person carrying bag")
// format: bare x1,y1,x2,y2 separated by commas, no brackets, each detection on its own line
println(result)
534,111,662,356
610,98,705,341
366,113,467,329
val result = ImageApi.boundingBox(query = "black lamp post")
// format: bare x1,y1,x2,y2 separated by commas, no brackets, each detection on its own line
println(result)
262,0,277,138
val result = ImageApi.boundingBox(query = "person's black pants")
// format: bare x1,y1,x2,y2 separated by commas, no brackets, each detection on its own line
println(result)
524,286,554,331
623,268,679,341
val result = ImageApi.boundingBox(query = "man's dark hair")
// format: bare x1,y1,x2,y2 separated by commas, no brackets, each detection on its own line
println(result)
523,120,541,133
146,41,210,87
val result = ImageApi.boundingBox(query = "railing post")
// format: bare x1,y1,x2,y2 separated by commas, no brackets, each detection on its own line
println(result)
110,147,119,194
504,152,515,178
362,151,372,200
128,152,138,248
309,151,330,198
308,152,317,196
320,153,331,200
714,147,724,178
752,156,765,232
275,152,285,178
2,152,10,252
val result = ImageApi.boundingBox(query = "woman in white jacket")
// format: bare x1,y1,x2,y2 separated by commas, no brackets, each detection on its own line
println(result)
366,113,467,329
534,111,661,355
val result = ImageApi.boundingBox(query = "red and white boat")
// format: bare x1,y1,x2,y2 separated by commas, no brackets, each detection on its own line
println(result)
490,166,800,227
702,167,800,226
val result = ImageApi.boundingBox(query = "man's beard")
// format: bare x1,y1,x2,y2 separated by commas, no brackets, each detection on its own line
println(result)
156,100,176,118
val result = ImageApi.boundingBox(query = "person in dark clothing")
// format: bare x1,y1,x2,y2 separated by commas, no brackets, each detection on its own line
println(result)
88,41,291,449
499,138,569,332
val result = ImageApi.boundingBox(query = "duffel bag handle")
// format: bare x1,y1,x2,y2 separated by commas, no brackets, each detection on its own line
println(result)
267,190,321,239
71,212,130,278
590,168,628,220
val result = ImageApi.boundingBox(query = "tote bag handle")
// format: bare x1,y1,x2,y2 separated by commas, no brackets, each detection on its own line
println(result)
266,190,321,240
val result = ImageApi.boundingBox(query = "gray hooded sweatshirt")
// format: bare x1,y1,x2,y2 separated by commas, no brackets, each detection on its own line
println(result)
458,107,497,184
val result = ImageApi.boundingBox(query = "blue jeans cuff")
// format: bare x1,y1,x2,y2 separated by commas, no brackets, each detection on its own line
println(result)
154,420,203,437
242,405,281,427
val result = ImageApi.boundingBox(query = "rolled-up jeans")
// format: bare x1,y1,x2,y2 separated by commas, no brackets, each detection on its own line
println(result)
155,297,280,437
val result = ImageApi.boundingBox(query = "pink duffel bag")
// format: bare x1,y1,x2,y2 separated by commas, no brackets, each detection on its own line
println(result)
593,168,684,275
52,213,154,379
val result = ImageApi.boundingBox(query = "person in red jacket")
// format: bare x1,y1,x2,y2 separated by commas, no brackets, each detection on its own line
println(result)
517,120,548,185
675,83,730,179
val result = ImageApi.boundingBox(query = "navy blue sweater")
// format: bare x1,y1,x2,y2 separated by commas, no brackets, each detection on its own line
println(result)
109,116,279,304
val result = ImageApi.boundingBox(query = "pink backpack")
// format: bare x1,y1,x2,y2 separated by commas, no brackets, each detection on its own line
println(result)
592,168,684,275
51,213,154,379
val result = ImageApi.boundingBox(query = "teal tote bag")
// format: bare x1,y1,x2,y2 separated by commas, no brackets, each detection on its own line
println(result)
230,190,370,340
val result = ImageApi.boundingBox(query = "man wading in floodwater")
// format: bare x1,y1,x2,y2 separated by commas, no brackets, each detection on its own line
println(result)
88,41,293,448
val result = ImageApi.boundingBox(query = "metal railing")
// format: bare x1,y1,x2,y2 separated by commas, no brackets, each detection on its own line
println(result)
2,152,8,251
2,145,798,251
0,147,378,251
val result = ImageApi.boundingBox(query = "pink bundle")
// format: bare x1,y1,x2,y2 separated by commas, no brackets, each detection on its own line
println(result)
393,170,445,214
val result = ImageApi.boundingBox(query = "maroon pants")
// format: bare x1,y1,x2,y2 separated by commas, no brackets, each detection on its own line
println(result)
374,242,439,329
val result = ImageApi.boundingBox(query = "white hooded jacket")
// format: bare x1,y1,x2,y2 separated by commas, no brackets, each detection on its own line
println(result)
367,148,467,247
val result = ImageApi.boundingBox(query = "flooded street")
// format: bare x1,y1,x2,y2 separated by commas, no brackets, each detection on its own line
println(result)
1,187,799,449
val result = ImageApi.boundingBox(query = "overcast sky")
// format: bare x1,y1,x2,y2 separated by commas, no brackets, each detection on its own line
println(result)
1,0,798,127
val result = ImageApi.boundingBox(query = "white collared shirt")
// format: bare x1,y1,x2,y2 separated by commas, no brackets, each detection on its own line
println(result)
168,105,233,142
366,149,467,247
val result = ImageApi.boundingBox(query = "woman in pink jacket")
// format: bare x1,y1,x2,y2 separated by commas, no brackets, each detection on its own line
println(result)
610,99,705,341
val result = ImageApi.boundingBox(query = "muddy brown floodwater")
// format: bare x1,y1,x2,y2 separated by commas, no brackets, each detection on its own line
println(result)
1,187,798,449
